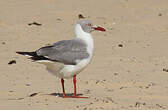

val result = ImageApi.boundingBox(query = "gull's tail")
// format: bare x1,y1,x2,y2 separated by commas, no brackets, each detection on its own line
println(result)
16,51,48,61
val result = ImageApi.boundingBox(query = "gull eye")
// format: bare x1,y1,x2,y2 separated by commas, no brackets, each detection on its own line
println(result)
88,23,91,26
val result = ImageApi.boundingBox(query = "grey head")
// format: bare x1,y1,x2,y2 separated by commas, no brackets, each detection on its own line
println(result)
77,20,94,33
77,20,106,33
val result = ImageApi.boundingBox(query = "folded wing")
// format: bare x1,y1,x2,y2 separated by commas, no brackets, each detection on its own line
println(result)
36,39,89,65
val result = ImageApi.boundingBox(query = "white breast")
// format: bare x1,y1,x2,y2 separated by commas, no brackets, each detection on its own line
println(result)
59,57,91,78
75,24,94,57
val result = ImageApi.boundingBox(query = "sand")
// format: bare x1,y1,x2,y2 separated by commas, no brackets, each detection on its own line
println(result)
1,0,168,109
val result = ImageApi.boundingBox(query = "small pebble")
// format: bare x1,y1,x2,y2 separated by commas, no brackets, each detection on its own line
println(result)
8,60,16,65
156,104,165,109
89,102,93,105
29,93,38,97
84,89,91,94
163,68,168,72
83,107,87,110
118,44,123,47
106,97,114,103
158,13,162,16
28,22,42,26
2,42,6,45
95,80,100,84
57,18,62,21
25,84,31,86
78,14,85,19
114,73,118,76
9,91,14,92
135,102,141,107
85,81,89,84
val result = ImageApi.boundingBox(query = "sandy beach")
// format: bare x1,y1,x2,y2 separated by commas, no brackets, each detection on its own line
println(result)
1,0,168,109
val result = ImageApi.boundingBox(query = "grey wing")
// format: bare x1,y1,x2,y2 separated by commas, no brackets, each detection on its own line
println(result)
36,39,89,65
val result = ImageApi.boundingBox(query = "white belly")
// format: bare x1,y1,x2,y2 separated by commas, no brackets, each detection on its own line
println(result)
37,57,91,79
59,58,91,78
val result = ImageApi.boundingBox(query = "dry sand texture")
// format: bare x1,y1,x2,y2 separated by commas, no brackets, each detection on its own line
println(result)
1,0,168,109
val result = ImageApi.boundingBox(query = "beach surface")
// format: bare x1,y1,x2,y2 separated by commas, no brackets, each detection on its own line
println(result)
1,0,168,109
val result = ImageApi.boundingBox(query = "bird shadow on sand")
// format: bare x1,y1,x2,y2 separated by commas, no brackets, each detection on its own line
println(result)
48,93,83,97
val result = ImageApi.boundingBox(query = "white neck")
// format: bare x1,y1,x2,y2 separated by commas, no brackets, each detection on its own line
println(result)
74,24,94,56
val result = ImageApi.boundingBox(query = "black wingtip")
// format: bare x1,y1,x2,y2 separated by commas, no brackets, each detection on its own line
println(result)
16,51,37,57
16,51,49,61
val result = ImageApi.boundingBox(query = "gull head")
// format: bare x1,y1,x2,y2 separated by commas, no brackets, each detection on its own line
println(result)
76,20,106,33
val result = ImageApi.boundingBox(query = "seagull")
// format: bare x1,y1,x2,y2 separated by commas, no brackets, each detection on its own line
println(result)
16,20,106,98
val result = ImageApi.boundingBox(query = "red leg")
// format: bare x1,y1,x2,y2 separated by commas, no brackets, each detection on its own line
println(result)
72,75,88,98
73,75,77,96
61,78,66,96
61,76,88,98
61,78,71,98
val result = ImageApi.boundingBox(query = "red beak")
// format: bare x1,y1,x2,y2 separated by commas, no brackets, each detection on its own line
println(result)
94,26,106,31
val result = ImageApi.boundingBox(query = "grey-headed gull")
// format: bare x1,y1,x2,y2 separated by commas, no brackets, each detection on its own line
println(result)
16,20,106,98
